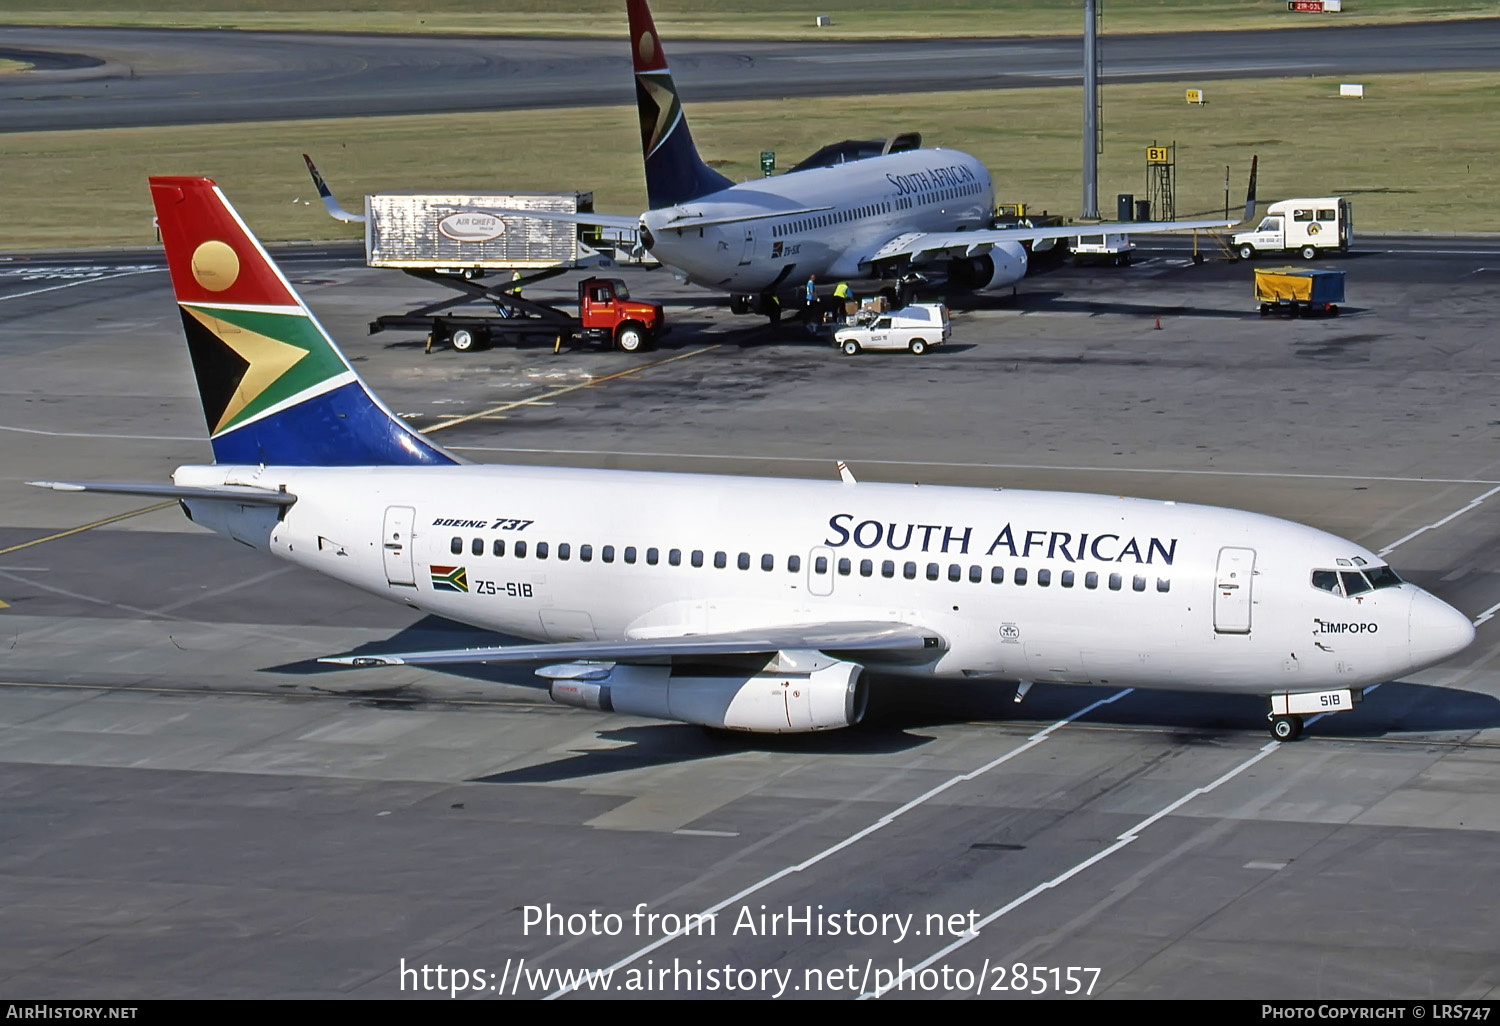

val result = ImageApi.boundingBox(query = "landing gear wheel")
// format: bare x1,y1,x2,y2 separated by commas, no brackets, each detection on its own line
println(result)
908,338,928,355
615,326,645,353
1300,245,1317,261
841,339,860,356
729,294,749,315
766,302,782,325
1238,244,1255,261
450,328,477,352
1270,714,1303,741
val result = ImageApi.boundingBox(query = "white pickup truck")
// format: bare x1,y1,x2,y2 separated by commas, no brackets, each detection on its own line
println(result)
833,303,950,355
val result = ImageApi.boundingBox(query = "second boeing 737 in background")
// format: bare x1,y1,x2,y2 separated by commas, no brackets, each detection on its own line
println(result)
34,176,1472,742
308,0,1238,320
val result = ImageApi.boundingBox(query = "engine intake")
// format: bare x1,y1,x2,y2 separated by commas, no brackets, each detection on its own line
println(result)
548,660,870,732
945,242,1028,292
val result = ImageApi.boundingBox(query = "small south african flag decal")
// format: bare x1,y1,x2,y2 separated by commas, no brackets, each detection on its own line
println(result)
430,565,468,593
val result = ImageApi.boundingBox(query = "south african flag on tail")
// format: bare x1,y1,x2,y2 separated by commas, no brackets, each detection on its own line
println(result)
430,565,468,593
149,176,459,468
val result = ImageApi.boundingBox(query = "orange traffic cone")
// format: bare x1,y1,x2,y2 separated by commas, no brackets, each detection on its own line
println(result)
1154,316,1162,330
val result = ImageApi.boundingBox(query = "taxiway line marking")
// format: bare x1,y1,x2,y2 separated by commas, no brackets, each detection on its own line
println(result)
1472,601,1500,627
419,345,721,435
1376,484,1500,557
545,688,1134,1000
0,268,160,303
860,739,1282,999
447,446,1500,488
0,424,200,441
0,502,177,558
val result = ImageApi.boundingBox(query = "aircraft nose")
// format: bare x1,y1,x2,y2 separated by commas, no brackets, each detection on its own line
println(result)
1407,588,1476,671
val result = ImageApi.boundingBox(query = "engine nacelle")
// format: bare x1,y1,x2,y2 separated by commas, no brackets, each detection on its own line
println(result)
945,242,1028,292
548,660,870,733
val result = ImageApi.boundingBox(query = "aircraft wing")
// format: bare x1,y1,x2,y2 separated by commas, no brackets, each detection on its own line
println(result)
29,481,297,506
868,216,1237,264
476,207,642,232
301,153,365,224
320,621,944,668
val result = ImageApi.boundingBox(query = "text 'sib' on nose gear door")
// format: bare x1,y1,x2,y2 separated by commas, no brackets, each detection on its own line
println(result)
1214,546,1255,634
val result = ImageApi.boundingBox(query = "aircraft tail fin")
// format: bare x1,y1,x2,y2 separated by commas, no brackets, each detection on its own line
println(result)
1243,154,1258,224
302,153,366,223
148,176,458,467
628,0,732,209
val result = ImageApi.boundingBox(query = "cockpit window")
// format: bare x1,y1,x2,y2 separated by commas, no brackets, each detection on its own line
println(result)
1340,571,1373,597
1365,566,1404,589
1311,570,1341,595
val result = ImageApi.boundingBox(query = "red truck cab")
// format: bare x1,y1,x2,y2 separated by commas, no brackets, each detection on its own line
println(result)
578,277,668,352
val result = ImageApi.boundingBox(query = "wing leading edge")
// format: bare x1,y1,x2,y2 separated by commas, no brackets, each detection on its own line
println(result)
870,216,1237,264
321,621,945,668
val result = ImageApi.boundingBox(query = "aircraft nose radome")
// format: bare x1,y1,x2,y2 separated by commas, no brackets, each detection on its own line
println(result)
1407,589,1476,671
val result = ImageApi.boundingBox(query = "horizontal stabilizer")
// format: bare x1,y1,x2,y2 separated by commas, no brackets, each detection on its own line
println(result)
320,621,944,668
476,207,641,232
29,480,297,506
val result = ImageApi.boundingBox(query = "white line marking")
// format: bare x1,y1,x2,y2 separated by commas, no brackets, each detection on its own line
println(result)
447,445,1500,487
544,688,1134,1000
1472,601,1500,627
861,739,1281,999
1376,484,1500,557
0,268,160,302
0,424,200,441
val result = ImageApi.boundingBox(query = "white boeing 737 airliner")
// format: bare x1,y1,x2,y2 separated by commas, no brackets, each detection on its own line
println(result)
34,176,1474,741
310,0,1238,318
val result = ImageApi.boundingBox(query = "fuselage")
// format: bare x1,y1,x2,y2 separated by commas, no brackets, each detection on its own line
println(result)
641,148,996,292
175,463,1474,696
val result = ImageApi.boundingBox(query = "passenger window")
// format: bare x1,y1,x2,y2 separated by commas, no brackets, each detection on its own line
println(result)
904,561,917,580
814,556,828,574
451,537,462,555
1061,570,1074,588
471,538,484,556
1157,578,1170,593
1085,571,1098,589
1311,570,1340,594
515,541,527,558
926,563,939,581
1108,573,1122,591
789,555,802,572
691,550,703,568
1014,568,1028,585
602,545,615,563
558,543,571,560
948,564,962,582
860,559,873,577
837,557,851,576
969,565,983,583
1133,575,1146,592
737,552,750,570
882,560,895,578
1341,571,1372,597
761,554,774,571
714,551,726,569
579,543,592,562
1366,566,1403,589
493,539,505,557
536,542,549,559
624,546,636,564
991,566,1004,584
647,547,660,565
1037,568,1051,587
669,548,681,566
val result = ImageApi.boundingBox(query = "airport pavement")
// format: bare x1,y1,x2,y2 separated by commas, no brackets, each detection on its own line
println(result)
1,240,1498,998
2,18,1499,131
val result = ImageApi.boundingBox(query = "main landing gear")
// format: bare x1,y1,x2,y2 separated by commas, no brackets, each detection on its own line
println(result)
1268,713,1304,742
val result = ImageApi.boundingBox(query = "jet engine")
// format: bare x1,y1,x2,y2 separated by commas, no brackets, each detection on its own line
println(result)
546,659,870,733
945,242,1028,292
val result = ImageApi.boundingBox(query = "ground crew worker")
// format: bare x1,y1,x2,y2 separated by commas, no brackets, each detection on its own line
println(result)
832,280,851,313
510,269,523,296
805,274,817,309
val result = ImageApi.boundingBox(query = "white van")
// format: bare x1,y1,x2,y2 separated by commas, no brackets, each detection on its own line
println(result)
834,303,950,355
1233,197,1352,260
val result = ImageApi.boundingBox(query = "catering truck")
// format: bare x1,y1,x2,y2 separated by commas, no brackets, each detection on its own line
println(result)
1232,197,1352,260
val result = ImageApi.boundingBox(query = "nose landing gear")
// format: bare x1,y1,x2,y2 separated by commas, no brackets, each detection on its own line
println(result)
1269,713,1304,742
